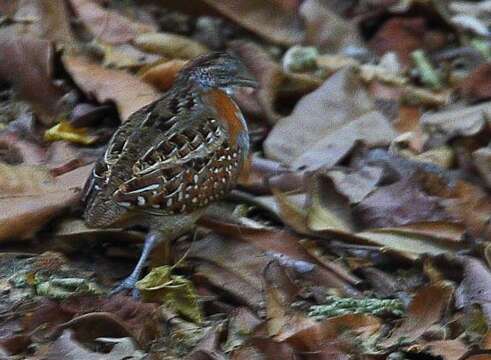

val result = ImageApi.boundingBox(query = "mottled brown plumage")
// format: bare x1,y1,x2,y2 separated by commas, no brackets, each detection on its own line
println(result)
82,52,256,295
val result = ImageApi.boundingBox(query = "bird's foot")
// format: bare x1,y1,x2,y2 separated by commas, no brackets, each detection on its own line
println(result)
110,275,140,299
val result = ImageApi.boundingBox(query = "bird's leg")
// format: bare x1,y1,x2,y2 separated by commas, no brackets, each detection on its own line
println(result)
111,230,164,298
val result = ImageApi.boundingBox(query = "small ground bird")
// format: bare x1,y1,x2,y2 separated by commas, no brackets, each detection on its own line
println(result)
82,52,256,295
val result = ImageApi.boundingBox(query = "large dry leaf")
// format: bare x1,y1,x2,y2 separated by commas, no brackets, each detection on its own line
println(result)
202,0,304,45
264,67,379,168
0,163,92,242
473,146,491,188
284,313,381,352
0,34,66,125
353,175,451,229
368,17,447,68
440,181,491,240
134,33,208,59
5,0,74,43
306,174,356,233
421,101,491,138
455,256,491,325
68,0,155,44
300,0,361,52
355,229,464,260
200,218,359,293
382,281,454,347
320,165,384,204
423,339,468,360
291,110,397,171
461,63,491,102
63,55,159,121
264,262,316,340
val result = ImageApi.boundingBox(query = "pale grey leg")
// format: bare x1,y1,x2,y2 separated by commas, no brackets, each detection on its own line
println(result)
111,231,163,298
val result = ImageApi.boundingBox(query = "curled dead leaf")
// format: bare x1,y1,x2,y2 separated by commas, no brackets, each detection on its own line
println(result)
134,32,208,59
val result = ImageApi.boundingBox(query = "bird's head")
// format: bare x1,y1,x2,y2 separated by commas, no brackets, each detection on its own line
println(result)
176,52,257,91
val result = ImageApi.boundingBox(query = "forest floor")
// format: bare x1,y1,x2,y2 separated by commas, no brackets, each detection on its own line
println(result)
0,0,490,359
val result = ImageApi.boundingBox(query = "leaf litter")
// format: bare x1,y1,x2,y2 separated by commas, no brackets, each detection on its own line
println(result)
0,0,491,359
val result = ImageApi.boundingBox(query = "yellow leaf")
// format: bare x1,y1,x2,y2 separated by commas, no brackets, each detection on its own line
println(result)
44,120,97,145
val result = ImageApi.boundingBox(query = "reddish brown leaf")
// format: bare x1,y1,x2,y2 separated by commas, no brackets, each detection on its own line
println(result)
68,0,156,44
424,339,468,360
0,163,92,242
200,218,359,293
381,281,454,347
0,34,66,125
369,17,446,68
202,0,304,45
461,63,491,102
284,313,381,353
1,0,74,43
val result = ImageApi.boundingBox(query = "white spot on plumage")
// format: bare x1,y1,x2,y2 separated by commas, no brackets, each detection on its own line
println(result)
137,196,146,206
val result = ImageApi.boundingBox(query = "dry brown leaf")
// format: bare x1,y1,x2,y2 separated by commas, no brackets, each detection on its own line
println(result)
353,176,451,229
320,165,384,204
140,59,188,92
473,146,491,188
134,32,208,59
284,313,381,352
461,63,491,102
63,55,159,122
381,281,454,347
291,110,397,171
424,339,468,360
264,261,315,340
306,174,356,233
68,0,156,44
0,163,92,242
187,233,266,310
455,256,491,325
98,42,161,70
264,67,383,169
439,180,491,240
4,0,74,43
300,0,361,52
421,101,491,139
355,229,464,260
0,34,66,125
199,218,359,294
202,0,304,45
369,17,447,68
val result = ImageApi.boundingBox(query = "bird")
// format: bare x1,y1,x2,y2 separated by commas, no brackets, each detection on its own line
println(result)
82,52,256,295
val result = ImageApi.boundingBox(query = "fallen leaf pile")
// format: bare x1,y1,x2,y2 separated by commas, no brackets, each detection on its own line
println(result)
0,0,490,359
